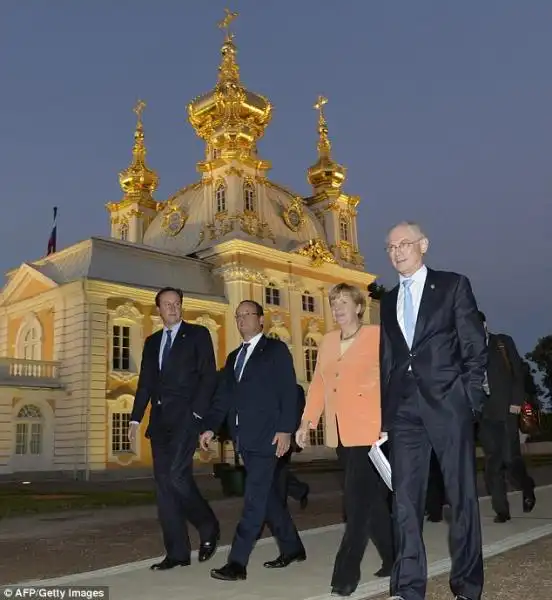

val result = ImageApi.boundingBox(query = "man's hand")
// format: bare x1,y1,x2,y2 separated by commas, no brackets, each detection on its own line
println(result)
272,432,291,457
199,430,215,451
509,405,521,415
128,422,139,454
295,427,309,450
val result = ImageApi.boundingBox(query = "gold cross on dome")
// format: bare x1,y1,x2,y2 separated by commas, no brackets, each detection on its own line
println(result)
133,99,146,121
218,8,238,40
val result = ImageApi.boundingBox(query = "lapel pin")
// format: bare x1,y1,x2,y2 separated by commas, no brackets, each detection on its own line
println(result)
430,284,435,290
182,333,186,338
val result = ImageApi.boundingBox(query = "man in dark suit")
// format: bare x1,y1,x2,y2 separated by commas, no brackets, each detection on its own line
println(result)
128,287,220,571
199,300,305,582
477,311,536,522
379,222,487,600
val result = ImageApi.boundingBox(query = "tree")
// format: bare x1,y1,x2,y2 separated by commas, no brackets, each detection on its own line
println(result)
521,358,542,406
367,280,388,300
525,334,552,408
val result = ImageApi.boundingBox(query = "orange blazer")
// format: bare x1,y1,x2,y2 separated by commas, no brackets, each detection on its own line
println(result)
302,325,381,448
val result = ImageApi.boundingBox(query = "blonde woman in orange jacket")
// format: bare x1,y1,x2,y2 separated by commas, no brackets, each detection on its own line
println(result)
296,283,394,598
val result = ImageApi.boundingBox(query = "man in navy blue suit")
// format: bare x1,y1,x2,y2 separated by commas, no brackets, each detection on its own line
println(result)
200,300,305,582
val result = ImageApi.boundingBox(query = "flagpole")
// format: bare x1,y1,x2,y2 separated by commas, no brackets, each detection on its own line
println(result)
47,206,58,255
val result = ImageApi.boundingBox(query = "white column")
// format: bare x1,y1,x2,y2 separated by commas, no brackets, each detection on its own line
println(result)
320,287,334,333
289,289,305,381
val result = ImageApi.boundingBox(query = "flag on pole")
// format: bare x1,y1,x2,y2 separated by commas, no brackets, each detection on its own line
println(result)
47,207,58,255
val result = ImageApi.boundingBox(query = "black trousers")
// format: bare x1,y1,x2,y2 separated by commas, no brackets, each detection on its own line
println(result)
478,415,535,516
275,450,309,504
228,450,304,566
425,450,446,518
332,444,394,591
151,429,219,562
389,375,483,600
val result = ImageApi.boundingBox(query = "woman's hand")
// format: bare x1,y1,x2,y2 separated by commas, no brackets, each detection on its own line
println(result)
295,424,310,449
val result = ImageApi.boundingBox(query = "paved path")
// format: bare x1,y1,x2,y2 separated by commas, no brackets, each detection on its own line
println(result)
5,484,552,600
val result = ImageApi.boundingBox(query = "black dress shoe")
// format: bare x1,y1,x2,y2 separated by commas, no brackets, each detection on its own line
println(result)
210,562,247,581
455,595,473,600
523,489,536,513
330,584,356,596
494,513,511,523
150,557,190,570
263,550,307,568
198,533,220,562
426,512,443,523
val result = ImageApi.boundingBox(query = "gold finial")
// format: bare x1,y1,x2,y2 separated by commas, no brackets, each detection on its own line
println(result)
307,95,347,191
218,8,238,41
118,99,159,200
314,95,331,157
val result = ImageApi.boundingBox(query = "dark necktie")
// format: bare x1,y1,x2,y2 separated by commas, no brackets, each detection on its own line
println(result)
161,329,173,368
234,343,250,381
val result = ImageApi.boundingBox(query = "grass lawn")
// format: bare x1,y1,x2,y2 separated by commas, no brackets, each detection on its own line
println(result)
0,455,550,519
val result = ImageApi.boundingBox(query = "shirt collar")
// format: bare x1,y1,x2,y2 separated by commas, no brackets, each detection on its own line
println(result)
165,320,182,335
399,264,427,285
242,331,263,350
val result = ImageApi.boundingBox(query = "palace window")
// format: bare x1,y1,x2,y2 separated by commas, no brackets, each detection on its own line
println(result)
15,404,43,456
301,292,315,313
120,222,129,241
111,412,132,453
304,336,319,383
265,283,281,306
215,182,227,213
244,182,255,212
108,303,144,378
112,325,131,371
15,315,43,361
339,217,350,242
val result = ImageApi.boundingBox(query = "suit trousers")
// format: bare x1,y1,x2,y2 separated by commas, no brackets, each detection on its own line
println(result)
389,374,483,600
151,428,219,561
274,450,309,504
228,450,304,566
478,415,535,516
425,450,447,518
331,444,394,590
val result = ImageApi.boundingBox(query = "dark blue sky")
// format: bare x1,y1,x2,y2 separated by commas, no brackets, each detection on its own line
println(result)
2,1,551,355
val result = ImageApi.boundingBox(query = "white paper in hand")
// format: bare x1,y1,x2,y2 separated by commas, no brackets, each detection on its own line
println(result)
369,436,392,491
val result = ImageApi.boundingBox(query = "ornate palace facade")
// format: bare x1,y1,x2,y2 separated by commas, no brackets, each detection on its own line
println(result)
0,13,378,476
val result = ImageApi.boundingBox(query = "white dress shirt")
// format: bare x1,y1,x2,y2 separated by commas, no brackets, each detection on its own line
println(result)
234,331,264,381
396,264,427,342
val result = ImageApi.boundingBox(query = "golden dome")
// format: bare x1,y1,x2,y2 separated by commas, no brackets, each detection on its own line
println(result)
187,10,272,160
118,100,159,200
307,96,347,192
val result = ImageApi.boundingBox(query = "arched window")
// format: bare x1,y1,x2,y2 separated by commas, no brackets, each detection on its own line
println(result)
15,404,43,456
301,291,315,313
265,283,281,306
304,336,318,383
16,316,43,361
215,182,227,213
244,182,255,212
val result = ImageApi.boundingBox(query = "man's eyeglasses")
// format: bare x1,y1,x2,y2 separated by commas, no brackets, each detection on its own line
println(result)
235,312,260,320
385,238,422,254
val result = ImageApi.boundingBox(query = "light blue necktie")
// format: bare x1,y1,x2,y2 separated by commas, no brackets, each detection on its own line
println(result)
402,279,415,347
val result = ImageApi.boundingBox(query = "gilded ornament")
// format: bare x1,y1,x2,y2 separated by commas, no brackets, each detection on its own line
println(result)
162,207,187,236
283,196,306,232
294,239,337,267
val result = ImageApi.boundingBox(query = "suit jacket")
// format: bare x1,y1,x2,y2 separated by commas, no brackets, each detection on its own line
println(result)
204,335,299,455
130,321,217,438
302,326,381,448
379,268,487,430
483,333,525,421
